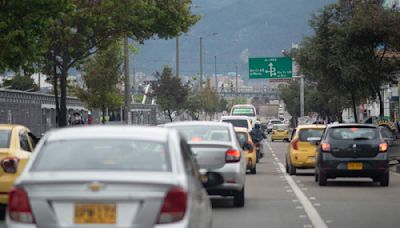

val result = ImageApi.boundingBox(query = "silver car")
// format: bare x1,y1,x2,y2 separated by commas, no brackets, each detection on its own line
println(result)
164,121,246,207
6,126,222,228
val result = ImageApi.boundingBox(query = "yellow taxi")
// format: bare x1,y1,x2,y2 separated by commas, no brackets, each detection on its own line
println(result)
286,124,326,175
234,127,257,174
271,124,290,142
0,125,37,208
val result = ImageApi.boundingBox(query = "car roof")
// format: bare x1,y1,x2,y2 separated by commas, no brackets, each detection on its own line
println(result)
231,104,255,108
45,126,172,142
0,124,26,130
164,121,233,128
326,123,378,129
221,115,251,120
234,127,249,133
297,124,326,129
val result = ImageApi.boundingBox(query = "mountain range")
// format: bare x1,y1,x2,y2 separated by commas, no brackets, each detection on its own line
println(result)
133,0,335,78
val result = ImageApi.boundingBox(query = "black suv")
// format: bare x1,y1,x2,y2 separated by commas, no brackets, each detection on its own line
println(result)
315,124,389,186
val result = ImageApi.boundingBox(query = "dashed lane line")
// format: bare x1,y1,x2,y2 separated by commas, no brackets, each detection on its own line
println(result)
267,142,328,228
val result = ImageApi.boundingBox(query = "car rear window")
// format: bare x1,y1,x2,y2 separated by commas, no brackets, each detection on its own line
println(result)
222,119,249,129
32,139,171,172
269,121,282,125
172,125,231,142
328,127,379,140
232,108,255,117
273,125,288,130
298,129,324,141
0,130,11,149
236,132,248,146
380,127,394,139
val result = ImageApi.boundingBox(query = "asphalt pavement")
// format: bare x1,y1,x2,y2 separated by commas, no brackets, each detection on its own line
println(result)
2,138,400,228
213,138,400,228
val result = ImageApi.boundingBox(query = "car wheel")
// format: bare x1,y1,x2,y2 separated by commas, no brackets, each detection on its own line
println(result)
285,160,289,174
256,151,260,163
271,139,274,142
250,166,257,174
0,204,5,220
318,170,327,186
380,171,389,187
233,187,245,207
289,160,296,176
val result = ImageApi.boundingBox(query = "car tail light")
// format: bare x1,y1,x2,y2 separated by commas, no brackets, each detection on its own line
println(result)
1,157,19,173
157,187,187,224
291,139,299,150
226,149,241,163
321,143,331,152
8,187,35,224
379,143,388,152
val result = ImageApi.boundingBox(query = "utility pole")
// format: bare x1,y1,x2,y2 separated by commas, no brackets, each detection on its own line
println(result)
214,56,217,90
123,37,130,124
199,37,203,90
300,76,304,117
176,36,180,78
235,64,238,104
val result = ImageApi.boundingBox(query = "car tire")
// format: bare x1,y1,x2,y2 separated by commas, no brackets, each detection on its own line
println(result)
380,171,389,187
285,160,289,174
250,166,257,174
0,204,5,220
256,151,260,163
314,170,319,182
318,170,327,186
289,161,296,176
233,188,245,207
271,139,274,142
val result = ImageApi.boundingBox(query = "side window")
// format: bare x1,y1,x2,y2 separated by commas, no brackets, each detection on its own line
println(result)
19,131,32,152
180,139,199,177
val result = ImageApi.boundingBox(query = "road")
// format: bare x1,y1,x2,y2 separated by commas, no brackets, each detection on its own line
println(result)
212,139,400,228
2,139,400,228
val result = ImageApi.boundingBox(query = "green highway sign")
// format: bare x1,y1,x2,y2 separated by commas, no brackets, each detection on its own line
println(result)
249,57,293,79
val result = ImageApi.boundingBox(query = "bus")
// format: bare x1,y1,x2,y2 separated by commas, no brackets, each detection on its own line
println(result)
230,104,257,126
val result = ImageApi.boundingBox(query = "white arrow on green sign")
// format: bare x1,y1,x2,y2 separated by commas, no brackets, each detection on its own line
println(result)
249,57,293,79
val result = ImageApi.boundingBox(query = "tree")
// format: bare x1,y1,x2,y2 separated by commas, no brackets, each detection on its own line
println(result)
152,66,188,122
76,42,123,124
3,75,38,91
295,1,400,122
2,1,199,127
0,1,67,74
184,91,202,120
201,82,219,119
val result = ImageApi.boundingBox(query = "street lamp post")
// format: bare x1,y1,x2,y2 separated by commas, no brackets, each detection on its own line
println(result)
200,37,203,89
214,55,217,90
198,33,218,90
176,36,179,78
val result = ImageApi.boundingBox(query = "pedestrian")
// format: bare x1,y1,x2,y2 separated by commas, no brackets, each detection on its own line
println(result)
71,112,85,125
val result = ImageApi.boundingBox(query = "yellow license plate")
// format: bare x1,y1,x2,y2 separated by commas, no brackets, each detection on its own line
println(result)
74,203,116,224
347,162,363,170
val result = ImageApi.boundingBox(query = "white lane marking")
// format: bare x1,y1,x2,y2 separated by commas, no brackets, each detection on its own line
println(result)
310,197,316,201
299,215,307,218
277,162,328,228
326,220,333,224
313,203,321,207
292,199,299,203
268,142,328,228
296,206,304,209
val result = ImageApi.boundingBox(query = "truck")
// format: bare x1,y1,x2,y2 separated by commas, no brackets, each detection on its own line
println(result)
258,104,280,122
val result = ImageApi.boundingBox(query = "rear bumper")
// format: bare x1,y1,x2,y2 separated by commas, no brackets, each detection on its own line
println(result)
319,153,389,178
206,164,245,195
272,135,288,140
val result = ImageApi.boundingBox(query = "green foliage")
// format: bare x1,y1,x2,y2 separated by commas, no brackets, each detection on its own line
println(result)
3,75,38,91
201,84,219,117
1,0,199,126
184,91,202,120
76,42,123,124
295,1,400,122
152,66,189,122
